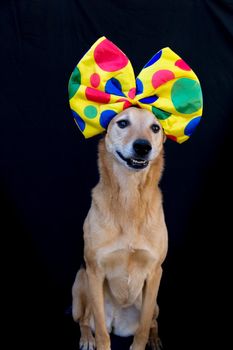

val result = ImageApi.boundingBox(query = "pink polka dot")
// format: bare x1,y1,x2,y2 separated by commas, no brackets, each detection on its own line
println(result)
85,87,110,104
117,98,133,110
128,88,136,99
94,38,128,72
90,73,100,88
175,59,191,71
152,70,175,89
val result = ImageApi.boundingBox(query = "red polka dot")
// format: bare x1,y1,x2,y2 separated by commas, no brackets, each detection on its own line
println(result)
117,98,133,110
85,87,110,103
128,88,136,99
90,73,100,88
167,134,177,142
152,70,175,89
175,59,191,71
94,38,128,72
123,101,133,109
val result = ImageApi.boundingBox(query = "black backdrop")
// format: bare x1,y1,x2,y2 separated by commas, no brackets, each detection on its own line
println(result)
1,1,232,349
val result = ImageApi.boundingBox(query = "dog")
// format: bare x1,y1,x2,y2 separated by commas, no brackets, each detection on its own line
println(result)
72,107,168,350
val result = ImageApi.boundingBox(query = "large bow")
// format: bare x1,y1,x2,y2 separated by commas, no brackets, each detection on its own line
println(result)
68,37,203,143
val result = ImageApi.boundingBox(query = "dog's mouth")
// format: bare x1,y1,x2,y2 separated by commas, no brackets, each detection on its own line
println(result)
116,151,149,170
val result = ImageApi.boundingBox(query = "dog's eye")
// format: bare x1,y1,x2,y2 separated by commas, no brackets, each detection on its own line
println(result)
151,124,160,133
117,120,130,129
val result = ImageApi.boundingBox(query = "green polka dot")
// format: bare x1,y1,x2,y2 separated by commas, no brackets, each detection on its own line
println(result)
171,78,202,114
152,106,171,120
84,105,97,118
68,66,81,99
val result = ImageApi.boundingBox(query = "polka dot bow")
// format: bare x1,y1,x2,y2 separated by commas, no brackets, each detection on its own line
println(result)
68,36,203,143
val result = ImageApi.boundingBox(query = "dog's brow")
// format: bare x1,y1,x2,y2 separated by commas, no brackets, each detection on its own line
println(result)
116,114,130,122
118,115,129,120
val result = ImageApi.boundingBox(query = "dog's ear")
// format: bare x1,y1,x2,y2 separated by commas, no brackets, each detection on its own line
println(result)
163,132,167,143
99,131,107,139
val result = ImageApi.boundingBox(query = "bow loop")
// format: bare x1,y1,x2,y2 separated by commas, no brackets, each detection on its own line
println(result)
68,36,203,143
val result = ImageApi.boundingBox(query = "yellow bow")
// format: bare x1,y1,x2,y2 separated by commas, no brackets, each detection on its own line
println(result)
68,37,203,143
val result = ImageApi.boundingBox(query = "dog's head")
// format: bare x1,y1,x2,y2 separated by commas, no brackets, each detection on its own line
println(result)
105,107,165,171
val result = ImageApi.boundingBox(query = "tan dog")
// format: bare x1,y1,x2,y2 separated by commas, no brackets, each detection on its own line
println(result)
72,107,168,350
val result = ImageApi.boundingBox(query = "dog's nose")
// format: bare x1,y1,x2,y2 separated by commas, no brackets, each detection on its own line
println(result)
133,139,152,157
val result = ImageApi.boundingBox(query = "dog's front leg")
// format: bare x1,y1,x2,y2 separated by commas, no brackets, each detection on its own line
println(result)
86,266,111,350
130,267,162,350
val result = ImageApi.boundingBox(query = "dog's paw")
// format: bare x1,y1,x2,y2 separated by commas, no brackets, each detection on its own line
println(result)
80,335,96,350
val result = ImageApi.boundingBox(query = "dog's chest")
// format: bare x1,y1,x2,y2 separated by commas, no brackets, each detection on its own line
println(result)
98,235,158,306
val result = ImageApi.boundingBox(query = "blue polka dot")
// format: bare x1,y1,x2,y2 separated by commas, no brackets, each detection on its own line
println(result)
144,50,162,68
184,116,201,136
139,95,158,104
105,78,125,97
136,78,144,94
100,110,117,129
72,110,85,132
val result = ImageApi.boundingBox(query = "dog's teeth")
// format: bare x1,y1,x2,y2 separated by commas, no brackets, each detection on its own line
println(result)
132,159,145,164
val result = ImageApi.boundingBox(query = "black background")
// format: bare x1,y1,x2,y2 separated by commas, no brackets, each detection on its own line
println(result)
1,1,232,349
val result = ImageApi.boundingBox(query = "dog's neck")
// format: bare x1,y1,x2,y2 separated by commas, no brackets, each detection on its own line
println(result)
97,140,164,220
